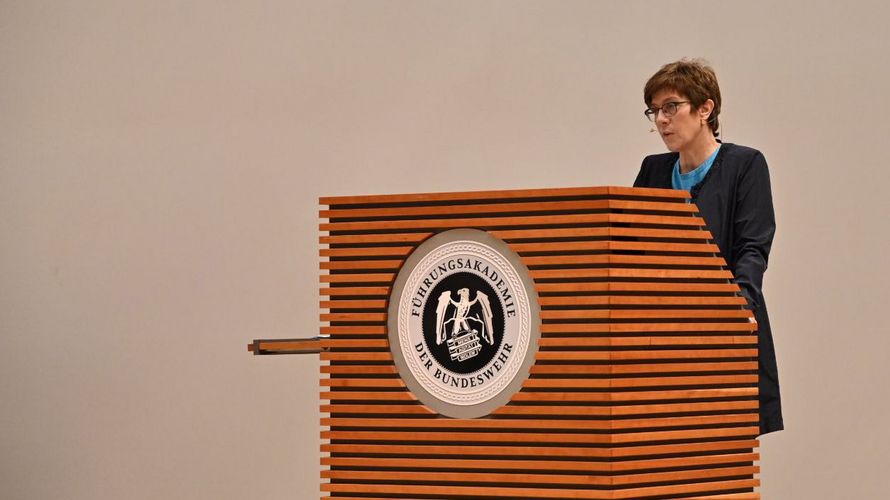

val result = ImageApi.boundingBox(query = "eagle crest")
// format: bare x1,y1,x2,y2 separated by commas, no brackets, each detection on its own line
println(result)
434,288,496,349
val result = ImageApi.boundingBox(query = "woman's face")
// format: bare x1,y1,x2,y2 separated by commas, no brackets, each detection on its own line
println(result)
649,88,711,153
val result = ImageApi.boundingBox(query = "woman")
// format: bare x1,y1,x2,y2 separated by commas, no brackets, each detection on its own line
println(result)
633,59,784,436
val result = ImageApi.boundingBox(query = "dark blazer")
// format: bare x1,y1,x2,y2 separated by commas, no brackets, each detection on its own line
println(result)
634,142,784,435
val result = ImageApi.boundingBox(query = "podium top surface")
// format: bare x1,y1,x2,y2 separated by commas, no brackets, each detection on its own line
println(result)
320,185,689,206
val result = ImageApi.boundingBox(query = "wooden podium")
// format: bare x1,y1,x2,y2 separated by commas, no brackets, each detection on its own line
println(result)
250,186,761,500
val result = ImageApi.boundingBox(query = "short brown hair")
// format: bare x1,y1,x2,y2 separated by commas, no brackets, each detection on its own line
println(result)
644,59,721,137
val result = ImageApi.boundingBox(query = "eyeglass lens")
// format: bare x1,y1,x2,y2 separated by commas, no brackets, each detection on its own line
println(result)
645,102,680,121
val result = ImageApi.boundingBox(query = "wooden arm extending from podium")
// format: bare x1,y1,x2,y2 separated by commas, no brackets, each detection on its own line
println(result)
247,337,329,355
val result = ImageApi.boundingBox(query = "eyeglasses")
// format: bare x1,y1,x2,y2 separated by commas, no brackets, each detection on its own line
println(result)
644,101,690,122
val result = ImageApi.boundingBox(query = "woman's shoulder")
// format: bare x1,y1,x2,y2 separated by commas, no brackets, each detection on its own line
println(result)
641,151,678,168
719,143,766,163
717,143,769,175
635,152,677,188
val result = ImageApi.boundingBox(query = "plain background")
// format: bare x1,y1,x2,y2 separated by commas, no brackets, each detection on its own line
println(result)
2,1,889,498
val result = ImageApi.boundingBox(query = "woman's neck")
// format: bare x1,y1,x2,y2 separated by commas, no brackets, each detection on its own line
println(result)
678,134,720,173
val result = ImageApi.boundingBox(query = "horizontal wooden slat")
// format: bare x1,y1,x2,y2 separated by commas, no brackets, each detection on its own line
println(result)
322,495,759,500
531,268,733,280
320,325,386,335
322,494,759,500
320,260,402,270
321,365,399,375
320,255,729,271
321,439,759,459
523,254,726,267
322,426,757,445
319,286,389,296
510,240,721,254
322,483,760,500
320,299,387,309
320,246,414,257
321,295,749,308
539,296,747,306
504,401,759,417
320,352,393,361
321,404,431,414
321,465,758,487
316,335,755,350
321,213,706,233
536,349,757,362
321,387,758,405
322,414,757,431
540,310,752,320
319,309,753,331
684,494,760,500
536,282,740,293
321,452,760,473
541,323,756,334
317,339,388,349
522,374,757,389
319,282,739,295
320,232,433,245
529,361,758,375
320,312,387,322
491,226,712,241
321,478,759,500
537,335,756,347
320,186,689,205
323,375,755,391
320,273,395,283
321,199,699,220
320,392,415,402
322,400,759,417
321,378,405,388
319,346,759,363
508,387,757,403
320,284,746,298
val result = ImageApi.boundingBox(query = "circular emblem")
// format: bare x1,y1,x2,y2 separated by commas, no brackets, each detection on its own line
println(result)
388,229,540,418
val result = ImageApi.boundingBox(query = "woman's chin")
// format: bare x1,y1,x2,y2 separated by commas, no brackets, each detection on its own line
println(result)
661,137,680,152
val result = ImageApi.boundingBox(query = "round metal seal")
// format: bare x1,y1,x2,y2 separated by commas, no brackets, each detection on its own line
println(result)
387,229,541,418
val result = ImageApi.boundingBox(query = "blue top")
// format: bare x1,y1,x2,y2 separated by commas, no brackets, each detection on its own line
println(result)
671,144,721,192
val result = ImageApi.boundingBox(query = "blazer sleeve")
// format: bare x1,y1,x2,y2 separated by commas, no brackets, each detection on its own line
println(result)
731,151,776,309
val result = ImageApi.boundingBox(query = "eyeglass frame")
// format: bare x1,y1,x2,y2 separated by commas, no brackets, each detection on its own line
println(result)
643,101,690,122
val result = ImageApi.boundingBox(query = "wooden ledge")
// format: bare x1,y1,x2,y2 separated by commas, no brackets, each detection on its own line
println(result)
248,338,327,355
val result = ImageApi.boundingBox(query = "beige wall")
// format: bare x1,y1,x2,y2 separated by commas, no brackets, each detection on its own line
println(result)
2,1,889,498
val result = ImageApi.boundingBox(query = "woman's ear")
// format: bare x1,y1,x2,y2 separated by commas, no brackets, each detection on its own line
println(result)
699,98,715,121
